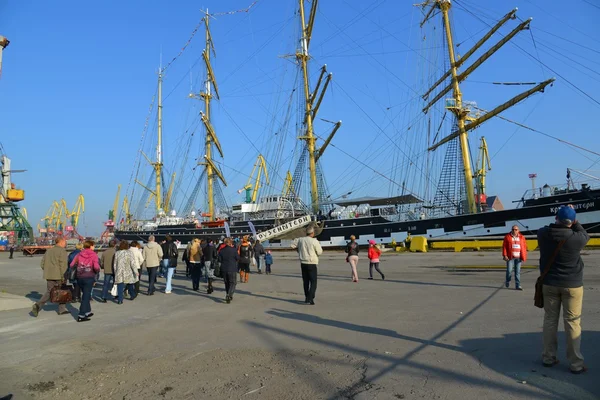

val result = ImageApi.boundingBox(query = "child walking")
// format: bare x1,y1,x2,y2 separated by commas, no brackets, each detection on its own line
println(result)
265,250,273,274
368,240,385,280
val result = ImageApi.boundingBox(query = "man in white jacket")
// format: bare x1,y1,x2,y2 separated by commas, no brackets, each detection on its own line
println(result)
290,226,323,305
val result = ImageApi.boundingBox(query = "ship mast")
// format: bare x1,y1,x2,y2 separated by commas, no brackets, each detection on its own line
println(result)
154,69,164,215
134,67,166,216
191,10,226,222
420,0,554,214
297,0,341,214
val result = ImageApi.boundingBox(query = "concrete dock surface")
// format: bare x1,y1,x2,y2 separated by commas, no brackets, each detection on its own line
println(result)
0,250,599,399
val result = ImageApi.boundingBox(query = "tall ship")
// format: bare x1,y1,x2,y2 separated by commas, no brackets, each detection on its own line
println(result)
116,0,600,246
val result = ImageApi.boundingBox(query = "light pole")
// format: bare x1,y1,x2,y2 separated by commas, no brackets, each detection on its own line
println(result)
0,36,10,78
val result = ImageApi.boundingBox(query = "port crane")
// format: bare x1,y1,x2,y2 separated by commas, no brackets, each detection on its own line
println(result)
100,185,120,244
238,155,269,203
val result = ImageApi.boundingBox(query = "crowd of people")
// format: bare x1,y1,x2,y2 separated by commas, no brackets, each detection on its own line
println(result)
28,205,589,374
31,233,277,321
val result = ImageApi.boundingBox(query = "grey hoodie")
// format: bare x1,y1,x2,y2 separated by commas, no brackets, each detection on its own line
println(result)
143,241,164,268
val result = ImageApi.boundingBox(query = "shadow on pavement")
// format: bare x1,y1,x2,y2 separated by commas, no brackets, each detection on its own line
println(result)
272,272,504,289
460,331,599,399
248,284,599,400
25,291,42,301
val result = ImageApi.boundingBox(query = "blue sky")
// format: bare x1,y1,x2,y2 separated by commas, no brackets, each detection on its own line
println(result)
1,0,599,236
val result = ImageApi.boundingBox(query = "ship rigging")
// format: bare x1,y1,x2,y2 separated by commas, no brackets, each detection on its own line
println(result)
115,1,600,246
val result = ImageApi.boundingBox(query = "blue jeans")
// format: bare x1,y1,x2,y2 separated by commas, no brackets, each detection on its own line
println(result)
77,277,95,317
101,274,114,299
160,259,169,277
117,283,136,302
506,259,522,288
165,267,175,292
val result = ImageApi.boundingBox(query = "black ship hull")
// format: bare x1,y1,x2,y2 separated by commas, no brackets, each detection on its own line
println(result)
115,189,600,247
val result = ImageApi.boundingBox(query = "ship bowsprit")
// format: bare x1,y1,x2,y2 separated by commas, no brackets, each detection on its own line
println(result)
256,215,323,242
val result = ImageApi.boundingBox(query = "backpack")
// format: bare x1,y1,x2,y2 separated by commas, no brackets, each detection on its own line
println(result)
239,244,250,259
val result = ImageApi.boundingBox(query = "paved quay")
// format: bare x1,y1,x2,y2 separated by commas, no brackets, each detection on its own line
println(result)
0,249,599,399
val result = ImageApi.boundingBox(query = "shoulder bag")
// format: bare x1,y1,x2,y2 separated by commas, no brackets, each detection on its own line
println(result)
534,240,565,308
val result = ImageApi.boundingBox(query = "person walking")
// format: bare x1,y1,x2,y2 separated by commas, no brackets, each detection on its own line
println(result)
130,241,145,296
219,238,239,304
502,225,527,290
345,235,360,282
290,226,323,305
32,237,69,317
99,240,117,302
253,239,265,274
70,240,100,322
67,243,83,302
114,241,140,304
265,250,273,275
203,238,217,294
142,235,163,295
161,235,179,293
183,240,192,278
189,238,203,291
537,205,589,374
214,238,227,278
367,240,385,280
237,236,253,283
8,243,14,259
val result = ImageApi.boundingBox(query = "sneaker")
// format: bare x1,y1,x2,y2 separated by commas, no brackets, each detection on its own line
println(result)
570,366,588,374
86,312,94,318
77,316,90,322
165,291,172,294
368,277,373,280
543,359,559,368
516,287,523,291
31,304,39,318
505,282,510,288
226,296,231,304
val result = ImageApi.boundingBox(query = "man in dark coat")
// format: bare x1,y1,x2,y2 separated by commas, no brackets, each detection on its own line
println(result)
537,204,589,374
218,238,239,304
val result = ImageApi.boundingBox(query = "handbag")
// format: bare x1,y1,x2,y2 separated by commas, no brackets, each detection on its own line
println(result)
534,240,566,308
50,283,73,303
110,284,118,297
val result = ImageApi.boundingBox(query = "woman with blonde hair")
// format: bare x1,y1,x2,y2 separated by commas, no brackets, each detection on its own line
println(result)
189,238,203,291
114,241,139,303
130,241,145,295
345,235,360,282
237,235,253,283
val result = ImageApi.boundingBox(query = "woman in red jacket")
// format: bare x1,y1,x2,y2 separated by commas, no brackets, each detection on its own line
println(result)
367,240,385,280
502,225,527,290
